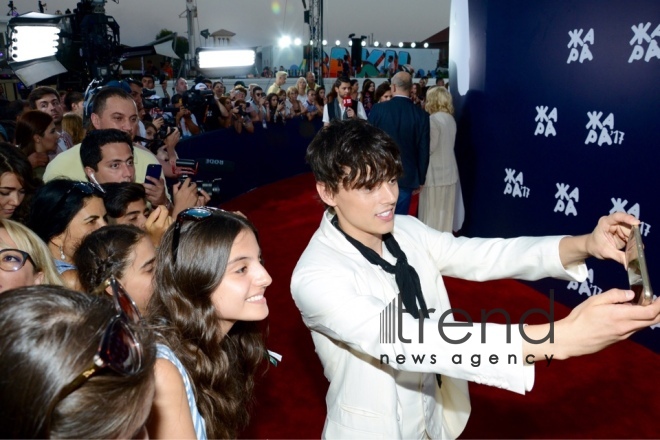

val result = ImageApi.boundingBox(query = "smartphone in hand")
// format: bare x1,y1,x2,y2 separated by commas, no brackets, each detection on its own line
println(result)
625,224,653,305
144,164,162,185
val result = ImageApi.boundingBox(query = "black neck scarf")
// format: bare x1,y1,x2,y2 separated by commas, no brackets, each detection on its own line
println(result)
332,215,430,319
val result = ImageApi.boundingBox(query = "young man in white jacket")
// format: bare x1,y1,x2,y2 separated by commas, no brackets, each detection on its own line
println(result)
291,119,660,439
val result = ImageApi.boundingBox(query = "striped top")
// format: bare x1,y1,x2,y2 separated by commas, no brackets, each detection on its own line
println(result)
156,344,207,440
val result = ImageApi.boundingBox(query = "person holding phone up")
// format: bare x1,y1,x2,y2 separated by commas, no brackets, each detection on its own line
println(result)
80,129,209,221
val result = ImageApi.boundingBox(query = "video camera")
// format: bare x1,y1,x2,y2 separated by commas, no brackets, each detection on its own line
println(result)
142,88,170,112
174,158,235,201
184,88,214,119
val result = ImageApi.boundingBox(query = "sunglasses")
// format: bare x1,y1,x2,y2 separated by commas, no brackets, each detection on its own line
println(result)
45,277,143,431
171,206,225,265
52,181,105,213
0,248,38,272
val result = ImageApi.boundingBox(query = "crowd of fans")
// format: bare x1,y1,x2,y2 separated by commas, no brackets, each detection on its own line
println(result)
0,61,452,438
0,74,275,438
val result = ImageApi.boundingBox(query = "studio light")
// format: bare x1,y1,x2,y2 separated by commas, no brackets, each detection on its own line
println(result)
398,42,404,48
198,49,255,68
424,42,429,48
294,37,302,46
374,41,380,47
386,41,391,47
361,40,366,47
348,40,352,46
335,40,340,46
322,39,327,46
8,12,66,86
197,48,255,77
410,42,416,48
10,26,60,61
278,35,292,48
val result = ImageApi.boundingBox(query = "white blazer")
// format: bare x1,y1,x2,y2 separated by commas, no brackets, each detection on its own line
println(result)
291,211,587,439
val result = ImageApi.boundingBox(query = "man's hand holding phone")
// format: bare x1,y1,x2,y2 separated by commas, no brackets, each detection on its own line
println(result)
143,164,168,207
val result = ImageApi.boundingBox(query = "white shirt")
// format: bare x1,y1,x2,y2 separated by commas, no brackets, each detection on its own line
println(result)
322,99,368,124
292,212,586,439
178,114,198,137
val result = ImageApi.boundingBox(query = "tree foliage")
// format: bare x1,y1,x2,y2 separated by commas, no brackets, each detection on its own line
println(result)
156,29,189,60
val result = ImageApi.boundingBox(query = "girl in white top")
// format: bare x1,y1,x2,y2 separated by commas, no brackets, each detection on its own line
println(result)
147,208,273,439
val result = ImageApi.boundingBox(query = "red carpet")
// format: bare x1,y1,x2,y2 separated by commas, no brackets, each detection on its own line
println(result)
223,173,660,439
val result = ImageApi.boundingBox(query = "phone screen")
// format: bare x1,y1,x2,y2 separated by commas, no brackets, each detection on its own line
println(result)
625,225,653,305
144,164,162,184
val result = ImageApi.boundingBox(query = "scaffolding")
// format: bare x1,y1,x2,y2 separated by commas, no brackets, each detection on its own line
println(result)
306,0,323,87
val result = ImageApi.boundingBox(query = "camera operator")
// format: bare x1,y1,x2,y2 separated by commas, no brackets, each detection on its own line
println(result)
181,83,218,133
171,94,200,138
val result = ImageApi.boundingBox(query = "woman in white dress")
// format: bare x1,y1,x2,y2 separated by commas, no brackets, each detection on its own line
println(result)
419,86,462,232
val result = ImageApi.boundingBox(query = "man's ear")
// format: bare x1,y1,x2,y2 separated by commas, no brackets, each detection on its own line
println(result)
316,182,336,207
90,112,101,130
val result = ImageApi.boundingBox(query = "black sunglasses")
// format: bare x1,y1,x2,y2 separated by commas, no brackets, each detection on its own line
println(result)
171,206,226,265
52,181,105,213
44,276,143,432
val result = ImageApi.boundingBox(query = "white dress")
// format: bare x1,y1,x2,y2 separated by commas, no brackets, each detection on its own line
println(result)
419,111,463,232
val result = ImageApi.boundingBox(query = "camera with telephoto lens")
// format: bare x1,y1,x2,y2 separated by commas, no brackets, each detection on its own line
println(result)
175,158,225,199
141,89,170,111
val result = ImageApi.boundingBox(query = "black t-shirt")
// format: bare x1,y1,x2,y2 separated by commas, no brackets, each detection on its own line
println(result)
202,101,222,132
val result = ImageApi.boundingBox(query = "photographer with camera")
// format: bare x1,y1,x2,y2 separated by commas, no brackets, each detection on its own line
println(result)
180,83,218,133
171,94,200,138
231,99,255,134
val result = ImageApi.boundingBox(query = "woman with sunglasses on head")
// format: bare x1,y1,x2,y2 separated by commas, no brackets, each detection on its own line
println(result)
75,224,156,312
0,285,156,439
0,217,61,292
146,208,272,439
27,179,107,289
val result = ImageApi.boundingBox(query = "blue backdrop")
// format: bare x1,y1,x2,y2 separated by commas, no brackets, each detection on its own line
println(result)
450,0,659,351
176,118,321,203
